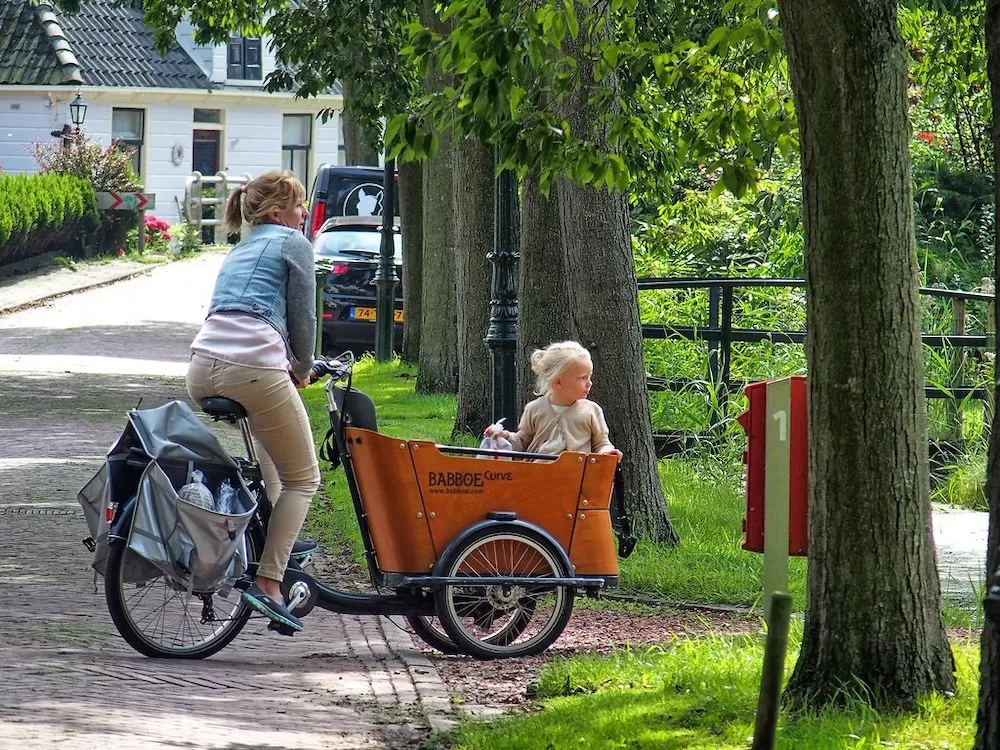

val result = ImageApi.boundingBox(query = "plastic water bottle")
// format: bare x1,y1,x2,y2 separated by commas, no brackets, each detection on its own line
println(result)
216,479,238,515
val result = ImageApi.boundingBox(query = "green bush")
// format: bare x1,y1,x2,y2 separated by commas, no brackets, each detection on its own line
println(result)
0,173,99,266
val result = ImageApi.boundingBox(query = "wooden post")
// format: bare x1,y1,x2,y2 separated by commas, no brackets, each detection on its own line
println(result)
189,172,203,242
947,297,967,444
215,171,229,245
751,592,792,750
239,173,252,241
988,297,996,430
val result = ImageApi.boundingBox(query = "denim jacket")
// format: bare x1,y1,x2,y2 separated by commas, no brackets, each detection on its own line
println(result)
207,224,316,378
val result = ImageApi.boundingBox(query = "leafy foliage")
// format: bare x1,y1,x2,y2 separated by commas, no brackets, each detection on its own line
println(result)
388,0,795,195
31,133,141,192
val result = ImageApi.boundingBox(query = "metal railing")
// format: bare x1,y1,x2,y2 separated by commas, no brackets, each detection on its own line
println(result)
639,277,996,436
182,171,252,244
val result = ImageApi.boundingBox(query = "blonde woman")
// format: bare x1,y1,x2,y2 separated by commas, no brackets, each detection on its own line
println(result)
186,170,319,633
485,341,622,458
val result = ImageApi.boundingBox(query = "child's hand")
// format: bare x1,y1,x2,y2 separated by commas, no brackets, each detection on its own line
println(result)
599,446,623,462
484,425,509,440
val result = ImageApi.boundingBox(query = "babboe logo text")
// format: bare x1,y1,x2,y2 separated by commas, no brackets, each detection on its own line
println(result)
427,470,513,487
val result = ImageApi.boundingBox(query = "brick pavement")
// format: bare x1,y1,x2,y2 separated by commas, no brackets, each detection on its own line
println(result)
0,258,458,748
0,481,455,749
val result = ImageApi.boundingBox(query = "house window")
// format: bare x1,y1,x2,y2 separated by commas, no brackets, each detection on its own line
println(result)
282,114,312,186
112,108,144,178
228,35,262,80
194,108,222,124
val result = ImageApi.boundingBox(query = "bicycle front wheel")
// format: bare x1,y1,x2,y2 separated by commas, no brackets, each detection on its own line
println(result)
104,530,260,659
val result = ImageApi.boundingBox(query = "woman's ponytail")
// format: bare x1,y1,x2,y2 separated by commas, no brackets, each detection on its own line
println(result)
223,187,245,233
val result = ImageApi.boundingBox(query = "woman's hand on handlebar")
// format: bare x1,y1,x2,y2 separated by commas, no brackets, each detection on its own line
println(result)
288,366,310,389
306,357,349,385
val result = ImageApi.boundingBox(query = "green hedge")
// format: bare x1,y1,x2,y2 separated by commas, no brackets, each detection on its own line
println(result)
0,173,99,266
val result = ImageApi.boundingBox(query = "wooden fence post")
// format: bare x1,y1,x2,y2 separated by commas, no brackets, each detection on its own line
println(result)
189,172,203,240
214,170,229,245
988,297,996,431
947,297,967,444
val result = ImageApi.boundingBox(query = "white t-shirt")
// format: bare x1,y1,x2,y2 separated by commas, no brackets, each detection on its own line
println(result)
190,313,289,370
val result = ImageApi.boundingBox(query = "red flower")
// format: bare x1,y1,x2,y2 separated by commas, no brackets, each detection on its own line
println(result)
916,130,936,145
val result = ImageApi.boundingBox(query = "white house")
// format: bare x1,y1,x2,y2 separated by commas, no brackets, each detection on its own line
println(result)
0,0,346,226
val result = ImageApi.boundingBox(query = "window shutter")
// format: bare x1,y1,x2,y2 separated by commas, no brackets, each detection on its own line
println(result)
227,38,244,79
245,38,262,80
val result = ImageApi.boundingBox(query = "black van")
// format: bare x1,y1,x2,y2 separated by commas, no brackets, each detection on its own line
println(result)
305,164,400,240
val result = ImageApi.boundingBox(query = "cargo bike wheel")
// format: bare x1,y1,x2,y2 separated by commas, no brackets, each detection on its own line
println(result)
104,527,262,659
434,525,574,660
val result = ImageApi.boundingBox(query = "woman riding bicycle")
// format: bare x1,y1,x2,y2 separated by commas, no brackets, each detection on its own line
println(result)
186,170,318,633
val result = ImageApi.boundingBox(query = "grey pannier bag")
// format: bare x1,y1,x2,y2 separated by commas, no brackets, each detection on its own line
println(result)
78,400,258,592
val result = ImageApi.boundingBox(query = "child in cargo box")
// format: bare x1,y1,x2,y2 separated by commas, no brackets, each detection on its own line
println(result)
483,341,623,459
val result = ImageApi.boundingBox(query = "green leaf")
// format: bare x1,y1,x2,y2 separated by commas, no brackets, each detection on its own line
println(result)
510,85,526,117
564,0,579,38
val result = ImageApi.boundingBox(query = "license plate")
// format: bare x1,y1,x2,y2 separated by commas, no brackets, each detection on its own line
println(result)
350,307,404,323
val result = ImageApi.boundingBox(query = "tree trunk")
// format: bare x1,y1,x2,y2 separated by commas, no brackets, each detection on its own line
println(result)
341,79,379,166
415,0,458,394
557,14,678,545
779,0,956,708
399,160,424,365
976,2,1000,746
518,174,574,412
453,138,494,435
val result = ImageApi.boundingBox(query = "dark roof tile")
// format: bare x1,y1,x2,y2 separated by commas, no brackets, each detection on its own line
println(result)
0,1,81,85
0,0,210,90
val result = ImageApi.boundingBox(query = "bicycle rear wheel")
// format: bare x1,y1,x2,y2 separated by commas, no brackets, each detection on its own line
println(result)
104,529,260,659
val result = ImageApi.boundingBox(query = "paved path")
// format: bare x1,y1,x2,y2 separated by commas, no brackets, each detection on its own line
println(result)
0,254,454,749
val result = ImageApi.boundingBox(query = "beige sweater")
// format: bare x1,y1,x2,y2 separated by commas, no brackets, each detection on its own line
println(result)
506,396,613,455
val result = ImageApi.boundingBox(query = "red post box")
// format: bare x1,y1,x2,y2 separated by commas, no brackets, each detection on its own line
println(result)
736,376,809,556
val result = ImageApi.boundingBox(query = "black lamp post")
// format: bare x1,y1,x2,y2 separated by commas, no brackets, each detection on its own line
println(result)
485,148,519,425
374,157,398,361
69,92,87,134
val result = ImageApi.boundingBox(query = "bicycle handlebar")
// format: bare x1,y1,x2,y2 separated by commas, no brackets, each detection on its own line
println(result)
308,352,354,384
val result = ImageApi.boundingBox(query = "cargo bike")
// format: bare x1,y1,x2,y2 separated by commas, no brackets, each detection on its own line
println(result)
80,354,627,660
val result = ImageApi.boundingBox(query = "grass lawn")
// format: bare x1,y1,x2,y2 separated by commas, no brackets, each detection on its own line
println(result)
441,631,979,749
299,357,984,748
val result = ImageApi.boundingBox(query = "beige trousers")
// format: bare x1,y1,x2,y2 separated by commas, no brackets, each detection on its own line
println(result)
187,354,321,582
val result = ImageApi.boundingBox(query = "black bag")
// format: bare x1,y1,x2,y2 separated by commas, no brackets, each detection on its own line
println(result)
611,466,638,559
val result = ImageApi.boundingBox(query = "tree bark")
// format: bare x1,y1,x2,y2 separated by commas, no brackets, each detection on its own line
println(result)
341,79,380,166
399,159,424,365
779,0,956,708
518,174,574,411
976,2,1000,746
453,138,494,434
415,0,458,394
557,14,678,545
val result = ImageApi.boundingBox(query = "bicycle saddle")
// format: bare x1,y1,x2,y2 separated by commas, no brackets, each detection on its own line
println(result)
200,397,247,422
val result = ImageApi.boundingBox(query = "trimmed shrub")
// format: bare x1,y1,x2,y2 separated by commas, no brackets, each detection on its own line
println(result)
0,173,99,267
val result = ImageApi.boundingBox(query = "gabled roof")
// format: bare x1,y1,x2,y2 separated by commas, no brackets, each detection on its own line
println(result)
0,0,210,89
0,1,81,84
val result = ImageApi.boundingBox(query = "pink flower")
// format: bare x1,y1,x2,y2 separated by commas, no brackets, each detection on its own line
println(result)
117,248,126,256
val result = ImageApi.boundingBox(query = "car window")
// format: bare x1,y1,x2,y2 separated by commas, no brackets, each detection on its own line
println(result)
327,175,400,218
314,230,403,261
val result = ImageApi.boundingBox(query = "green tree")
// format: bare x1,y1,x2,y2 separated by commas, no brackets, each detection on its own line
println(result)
778,0,956,707
978,6,1000,746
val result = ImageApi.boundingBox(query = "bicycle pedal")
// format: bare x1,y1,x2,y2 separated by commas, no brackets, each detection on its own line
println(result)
267,620,298,637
